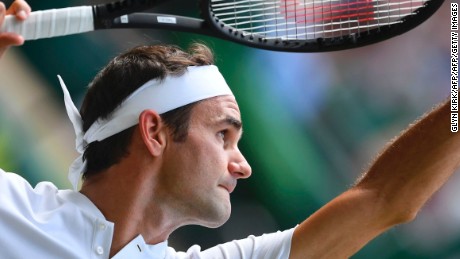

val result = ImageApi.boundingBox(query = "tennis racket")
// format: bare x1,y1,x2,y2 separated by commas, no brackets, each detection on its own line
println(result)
0,0,445,52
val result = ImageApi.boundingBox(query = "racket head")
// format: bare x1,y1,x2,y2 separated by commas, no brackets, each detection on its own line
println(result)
202,0,444,52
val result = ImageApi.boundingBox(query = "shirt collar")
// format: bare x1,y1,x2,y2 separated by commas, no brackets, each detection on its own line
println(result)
112,235,168,259
58,189,107,220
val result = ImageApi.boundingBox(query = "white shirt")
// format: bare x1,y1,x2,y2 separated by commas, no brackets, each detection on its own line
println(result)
0,170,295,259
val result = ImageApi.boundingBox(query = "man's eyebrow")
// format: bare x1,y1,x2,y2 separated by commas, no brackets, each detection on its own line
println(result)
220,116,242,130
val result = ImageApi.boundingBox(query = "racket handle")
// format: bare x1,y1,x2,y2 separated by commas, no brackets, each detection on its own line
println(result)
0,6,94,40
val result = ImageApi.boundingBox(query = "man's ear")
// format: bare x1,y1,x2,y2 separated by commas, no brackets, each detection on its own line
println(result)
138,110,166,157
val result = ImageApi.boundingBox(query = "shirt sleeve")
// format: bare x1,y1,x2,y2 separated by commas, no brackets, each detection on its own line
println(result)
166,227,296,259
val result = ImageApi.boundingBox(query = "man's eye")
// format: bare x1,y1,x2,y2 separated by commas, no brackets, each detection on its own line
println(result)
218,130,228,140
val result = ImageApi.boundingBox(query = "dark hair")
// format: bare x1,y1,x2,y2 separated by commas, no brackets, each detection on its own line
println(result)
79,43,215,179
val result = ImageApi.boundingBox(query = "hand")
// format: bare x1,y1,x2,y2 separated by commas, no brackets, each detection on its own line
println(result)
0,0,31,58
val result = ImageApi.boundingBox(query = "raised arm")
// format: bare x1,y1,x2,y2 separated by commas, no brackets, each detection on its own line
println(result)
0,0,30,58
290,100,460,258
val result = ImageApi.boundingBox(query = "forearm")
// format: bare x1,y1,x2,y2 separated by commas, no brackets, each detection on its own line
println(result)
290,99,460,259
357,99,460,222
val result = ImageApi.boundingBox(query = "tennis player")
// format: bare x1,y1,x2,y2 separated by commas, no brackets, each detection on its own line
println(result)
1,1,459,258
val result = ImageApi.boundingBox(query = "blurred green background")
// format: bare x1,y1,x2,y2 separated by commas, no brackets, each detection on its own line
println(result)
0,1,457,258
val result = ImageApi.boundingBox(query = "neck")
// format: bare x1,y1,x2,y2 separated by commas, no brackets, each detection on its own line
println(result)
80,159,181,257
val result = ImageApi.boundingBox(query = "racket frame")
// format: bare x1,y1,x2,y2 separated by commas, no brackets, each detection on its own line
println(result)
199,0,445,52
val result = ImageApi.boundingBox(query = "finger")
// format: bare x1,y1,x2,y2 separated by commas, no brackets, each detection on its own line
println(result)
0,2,5,25
0,33,24,47
0,33,24,58
6,0,31,21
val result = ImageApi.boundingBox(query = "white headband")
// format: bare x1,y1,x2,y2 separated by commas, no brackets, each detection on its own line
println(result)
59,65,233,190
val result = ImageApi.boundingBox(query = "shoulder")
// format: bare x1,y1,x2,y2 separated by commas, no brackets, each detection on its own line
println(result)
0,169,111,258
165,227,296,259
0,168,61,207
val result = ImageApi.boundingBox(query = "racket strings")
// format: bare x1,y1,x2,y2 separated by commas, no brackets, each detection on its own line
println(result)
210,0,427,40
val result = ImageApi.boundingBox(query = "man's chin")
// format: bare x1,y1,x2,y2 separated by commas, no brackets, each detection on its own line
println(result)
200,205,231,228
202,218,228,228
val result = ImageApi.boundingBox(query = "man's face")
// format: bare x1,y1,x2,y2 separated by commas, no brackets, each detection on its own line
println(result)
158,95,252,228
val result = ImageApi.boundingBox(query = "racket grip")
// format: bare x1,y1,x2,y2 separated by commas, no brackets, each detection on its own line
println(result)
0,6,94,40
